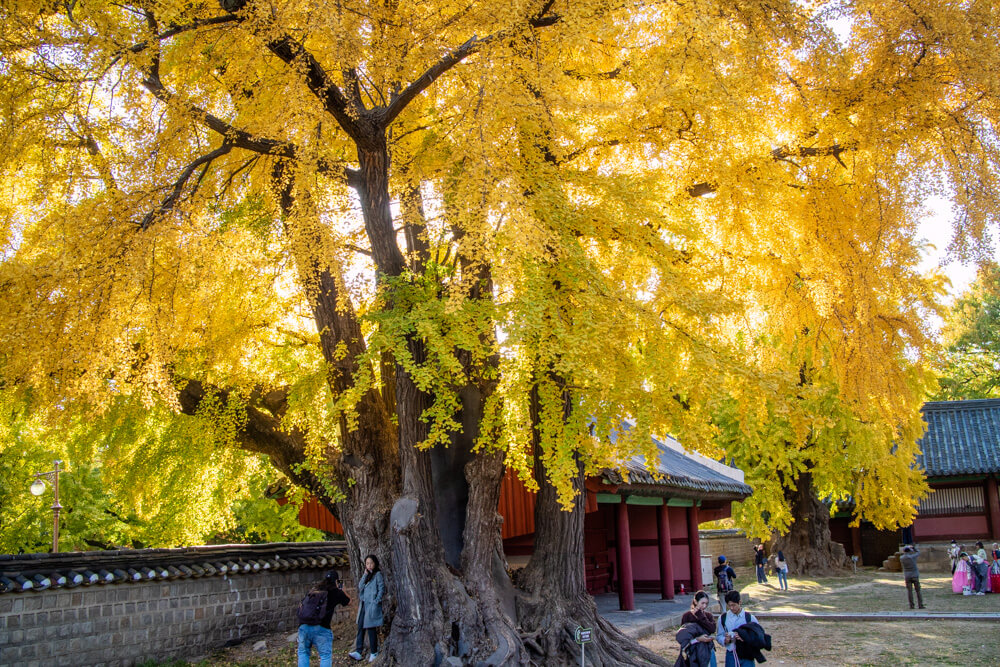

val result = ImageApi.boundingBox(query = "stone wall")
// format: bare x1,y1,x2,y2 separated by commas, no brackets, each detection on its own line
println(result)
0,542,350,667
699,528,757,568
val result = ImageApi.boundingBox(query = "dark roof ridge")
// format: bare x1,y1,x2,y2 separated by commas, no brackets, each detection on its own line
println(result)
922,398,1000,411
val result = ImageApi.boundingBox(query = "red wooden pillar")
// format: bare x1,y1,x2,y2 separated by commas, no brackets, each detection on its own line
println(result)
687,505,703,591
615,497,635,611
851,525,863,565
656,502,675,600
986,476,1000,540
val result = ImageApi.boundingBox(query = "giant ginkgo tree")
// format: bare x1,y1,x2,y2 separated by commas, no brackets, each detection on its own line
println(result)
2,0,998,664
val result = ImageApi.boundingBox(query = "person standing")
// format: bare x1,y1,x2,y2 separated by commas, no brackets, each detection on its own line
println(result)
349,555,385,663
989,545,1000,592
948,539,960,574
971,554,990,595
297,570,352,667
774,550,789,591
716,590,759,667
754,545,768,584
680,591,719,667
953,552,974,595
898,545,924,609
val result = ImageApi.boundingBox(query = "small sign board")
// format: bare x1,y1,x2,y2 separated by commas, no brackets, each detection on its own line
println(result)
575,627,593,644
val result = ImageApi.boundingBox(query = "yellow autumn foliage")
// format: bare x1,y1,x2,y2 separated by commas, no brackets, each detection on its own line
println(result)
0,0,996,533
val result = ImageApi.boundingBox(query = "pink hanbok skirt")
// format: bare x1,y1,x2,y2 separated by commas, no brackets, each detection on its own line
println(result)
952,561,973,593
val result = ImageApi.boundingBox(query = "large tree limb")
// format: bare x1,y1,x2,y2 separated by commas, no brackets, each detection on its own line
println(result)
383,34,490,126
176,378,341,515
260,35,366,142
139,70,359,186
383,1,561,127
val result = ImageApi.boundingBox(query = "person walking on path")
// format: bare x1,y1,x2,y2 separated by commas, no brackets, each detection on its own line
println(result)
774,550,789,591
714,556,737,613
349,555,385,663
716,590,759,667
297,570,352,667
754,545,768,584
898,545,924,609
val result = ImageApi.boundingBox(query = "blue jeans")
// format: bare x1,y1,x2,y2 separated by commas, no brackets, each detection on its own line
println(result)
724,651,755,667
777,569,788,590
297,624,333,667
755,564,767,583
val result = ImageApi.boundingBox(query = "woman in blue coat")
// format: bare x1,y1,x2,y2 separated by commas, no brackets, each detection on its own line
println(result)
348,554,385,663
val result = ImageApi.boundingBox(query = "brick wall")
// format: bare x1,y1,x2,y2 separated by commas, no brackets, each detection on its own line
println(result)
699,529,757,568
0,542,351,667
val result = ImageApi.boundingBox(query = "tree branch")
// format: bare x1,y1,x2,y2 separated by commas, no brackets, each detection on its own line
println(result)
688,143,855,197
260,34,363,141
384,34,490,126
383,1,561,126
118,14,241,62
138,142,233,230
176,378,340,512
139,70,357,185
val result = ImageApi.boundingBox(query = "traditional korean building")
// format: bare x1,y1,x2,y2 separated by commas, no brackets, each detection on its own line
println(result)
830,398,1000,564
911,398,1000,541
291,423,752,611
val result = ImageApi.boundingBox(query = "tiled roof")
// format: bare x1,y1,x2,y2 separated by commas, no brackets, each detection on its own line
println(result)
917,399,1000,477
602,421,753,499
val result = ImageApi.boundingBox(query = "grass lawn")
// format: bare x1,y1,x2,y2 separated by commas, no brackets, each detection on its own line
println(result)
641,568,1000,666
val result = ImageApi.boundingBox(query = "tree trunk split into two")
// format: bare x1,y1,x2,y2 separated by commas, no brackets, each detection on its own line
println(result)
770,472,848,575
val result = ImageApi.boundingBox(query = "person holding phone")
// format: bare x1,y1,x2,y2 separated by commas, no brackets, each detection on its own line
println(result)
349,554,385,663
297,570,351,667
716,590,759,667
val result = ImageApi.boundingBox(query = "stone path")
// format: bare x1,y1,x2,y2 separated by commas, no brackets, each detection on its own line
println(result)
599,580,1000,639
755,611,1000,621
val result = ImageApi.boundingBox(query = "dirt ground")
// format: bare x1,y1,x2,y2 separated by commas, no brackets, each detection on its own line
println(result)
188,619,371,666
641,570,1000,666
641,619,1000,666
184,570,1000,666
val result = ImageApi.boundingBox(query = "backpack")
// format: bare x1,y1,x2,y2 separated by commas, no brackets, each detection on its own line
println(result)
297,589,329,626
717,567,734,593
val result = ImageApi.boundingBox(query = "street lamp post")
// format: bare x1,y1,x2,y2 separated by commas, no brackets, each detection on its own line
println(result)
30,460,63,553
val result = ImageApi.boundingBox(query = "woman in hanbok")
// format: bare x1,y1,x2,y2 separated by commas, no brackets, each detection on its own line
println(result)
952,552,974,595
990,548,1000,593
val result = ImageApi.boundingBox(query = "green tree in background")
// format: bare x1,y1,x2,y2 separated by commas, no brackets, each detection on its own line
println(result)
936,263,1000,400
0,392,323,553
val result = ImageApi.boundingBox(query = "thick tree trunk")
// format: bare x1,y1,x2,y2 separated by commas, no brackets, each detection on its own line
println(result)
515,386,667,666
771,471,848,575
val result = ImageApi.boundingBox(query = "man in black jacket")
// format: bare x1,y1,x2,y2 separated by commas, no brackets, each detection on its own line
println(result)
297,570,352,667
